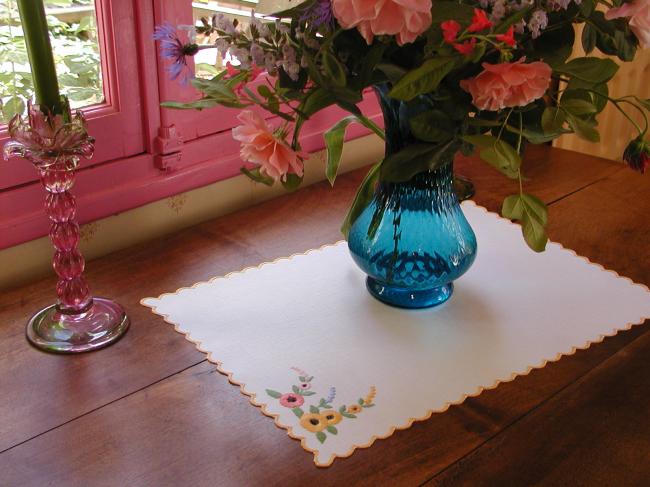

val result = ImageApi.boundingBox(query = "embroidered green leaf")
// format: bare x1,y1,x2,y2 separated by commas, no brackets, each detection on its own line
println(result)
338,405,346,413
301,391,316,396
298,376,307,382
306,376,314,382
292,407,304,418
341,412,357,419
316,431,327,444
310,405,320,414
292,385,302,395
358,398,364,405
326,426,338,435
266,389,282,399
362,404,375,408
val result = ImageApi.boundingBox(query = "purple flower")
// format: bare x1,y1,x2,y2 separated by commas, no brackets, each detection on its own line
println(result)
300,0,334,29
153,23,199,83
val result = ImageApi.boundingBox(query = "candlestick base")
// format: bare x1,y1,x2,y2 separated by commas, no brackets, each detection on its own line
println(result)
26,298,129,354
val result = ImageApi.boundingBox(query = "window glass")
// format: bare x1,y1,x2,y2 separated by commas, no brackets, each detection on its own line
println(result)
0,0,103,124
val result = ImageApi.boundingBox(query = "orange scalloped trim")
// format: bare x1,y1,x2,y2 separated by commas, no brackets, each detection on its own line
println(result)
140,200,650,467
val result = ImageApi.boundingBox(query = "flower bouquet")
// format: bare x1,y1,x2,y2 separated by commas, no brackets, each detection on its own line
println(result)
156,0,649,307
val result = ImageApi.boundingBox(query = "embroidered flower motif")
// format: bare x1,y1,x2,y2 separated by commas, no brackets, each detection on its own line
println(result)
347,404,363,414
279,393,305,408
267,369,376,444
321,410,342,425
300,413,327,432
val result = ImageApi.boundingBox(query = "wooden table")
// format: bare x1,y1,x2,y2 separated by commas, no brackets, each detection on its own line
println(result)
1,145,649,486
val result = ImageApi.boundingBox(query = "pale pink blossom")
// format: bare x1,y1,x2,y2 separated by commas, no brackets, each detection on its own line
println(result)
232,110,306,182
606,0,650,48
460,59,552,111
331,0,432,46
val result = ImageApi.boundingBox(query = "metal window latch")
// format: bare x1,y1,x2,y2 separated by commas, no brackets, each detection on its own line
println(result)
153,125,183,171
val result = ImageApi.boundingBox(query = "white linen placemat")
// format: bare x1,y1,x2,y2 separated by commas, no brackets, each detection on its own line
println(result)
141,201,650,467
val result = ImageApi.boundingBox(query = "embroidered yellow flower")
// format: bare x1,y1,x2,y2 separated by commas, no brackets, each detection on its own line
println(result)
347,404,362,414
321,410,342,425
300,413,327,433
364,386,377,405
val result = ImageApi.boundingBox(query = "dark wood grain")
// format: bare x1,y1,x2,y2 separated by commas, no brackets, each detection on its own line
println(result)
0,145,646,486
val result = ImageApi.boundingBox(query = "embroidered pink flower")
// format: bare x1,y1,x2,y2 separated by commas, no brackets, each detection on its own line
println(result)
460,59,552,111
299,382,311,390
606,0,650,48
279,393,305,408
232,110,306,182
331,0,432,46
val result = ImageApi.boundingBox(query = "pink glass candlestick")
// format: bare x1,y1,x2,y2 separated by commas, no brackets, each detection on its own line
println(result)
4,101,129,353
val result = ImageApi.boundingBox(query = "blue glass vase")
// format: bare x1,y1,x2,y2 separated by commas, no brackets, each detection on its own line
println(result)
347,86,478,309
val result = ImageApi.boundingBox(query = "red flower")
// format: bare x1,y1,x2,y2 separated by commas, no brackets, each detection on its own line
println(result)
468,8,492,33
454,38,477,55
623,137,650,173
496,26,516,47
441,20,461,44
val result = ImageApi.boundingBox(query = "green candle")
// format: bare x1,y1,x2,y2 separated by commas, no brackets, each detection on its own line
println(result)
16,0,61,113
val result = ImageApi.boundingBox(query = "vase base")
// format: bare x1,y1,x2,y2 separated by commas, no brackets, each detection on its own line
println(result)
26,297,130,354
366,277,453,309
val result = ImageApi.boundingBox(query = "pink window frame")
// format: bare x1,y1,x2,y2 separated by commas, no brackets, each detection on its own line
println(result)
0,0,383,250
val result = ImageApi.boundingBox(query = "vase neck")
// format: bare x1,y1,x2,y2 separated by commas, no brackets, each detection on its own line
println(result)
373,83,439,156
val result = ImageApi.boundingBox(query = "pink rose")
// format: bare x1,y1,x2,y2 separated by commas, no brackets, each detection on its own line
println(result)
460,59,552,111
232,110,306,182
331,0,432,46
606,0,650,48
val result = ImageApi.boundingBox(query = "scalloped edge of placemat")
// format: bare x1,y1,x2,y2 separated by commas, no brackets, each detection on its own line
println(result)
140,200,650,467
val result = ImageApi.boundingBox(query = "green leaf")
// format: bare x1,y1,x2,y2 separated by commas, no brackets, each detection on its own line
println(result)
316,431,327,444
310,405,320,414
463,135,520,179
292,408,304,418
358,398,364,405
560,98,597,116
321,51,347,88
556,58,619,84
301,88,336,118
298,376,306,382
266,389,282,399
388,57,456,101
502,194,549,252
566,113,600,142
241,167,275,187
292,385,301,394
325,116,356,186
409,110,453,143
341,412,357,419
341,161,382,239
301,391,316,396
534,23,575,68
376,63,407,84
281,173,303,192
582,23,597,54
2,96,25,119
338,405,346,413
381,140,457,182
326,426,338,435
541,107,566,134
